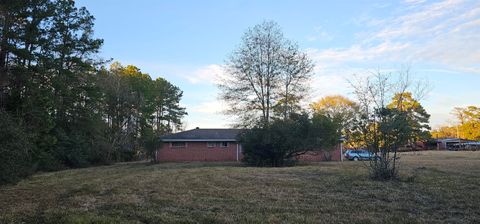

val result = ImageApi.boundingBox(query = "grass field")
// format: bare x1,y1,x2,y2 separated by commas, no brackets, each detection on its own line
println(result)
1,151,479,223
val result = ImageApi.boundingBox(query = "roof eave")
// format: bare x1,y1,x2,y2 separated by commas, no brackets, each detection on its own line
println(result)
161,139,238,142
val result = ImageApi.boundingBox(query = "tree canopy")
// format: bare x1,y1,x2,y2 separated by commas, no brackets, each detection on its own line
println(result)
387,92,431,142
0,0,186,183
310,95,359,146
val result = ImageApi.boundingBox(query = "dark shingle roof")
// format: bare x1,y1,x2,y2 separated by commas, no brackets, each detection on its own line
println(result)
161,128,243,142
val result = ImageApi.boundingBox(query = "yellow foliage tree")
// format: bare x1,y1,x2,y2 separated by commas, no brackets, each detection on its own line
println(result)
452,106,480,140
310,95,357,116
310,95,359,147
431,126,457,139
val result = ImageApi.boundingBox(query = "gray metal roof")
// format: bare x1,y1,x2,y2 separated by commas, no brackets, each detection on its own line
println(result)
436,138,475,143
161,128,243,142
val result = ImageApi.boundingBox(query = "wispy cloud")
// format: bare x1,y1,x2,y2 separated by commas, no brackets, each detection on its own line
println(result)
306,0,480,128
309,0,480,74
403,0,427,6
307,42,410,65
184,64,227,85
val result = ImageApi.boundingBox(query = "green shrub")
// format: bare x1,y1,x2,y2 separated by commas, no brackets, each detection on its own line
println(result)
240,113,339,167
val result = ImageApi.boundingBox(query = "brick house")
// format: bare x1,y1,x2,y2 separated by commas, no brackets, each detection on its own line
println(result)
157,128,341,162
157,128,243,162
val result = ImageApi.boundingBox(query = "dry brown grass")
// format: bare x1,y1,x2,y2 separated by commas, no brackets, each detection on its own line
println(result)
0,151,479,223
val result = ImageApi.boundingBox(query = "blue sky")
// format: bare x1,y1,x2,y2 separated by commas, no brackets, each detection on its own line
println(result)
77,0,480,129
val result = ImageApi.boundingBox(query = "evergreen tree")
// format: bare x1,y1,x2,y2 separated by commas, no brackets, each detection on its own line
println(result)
387,92,431,142
0,1,187,182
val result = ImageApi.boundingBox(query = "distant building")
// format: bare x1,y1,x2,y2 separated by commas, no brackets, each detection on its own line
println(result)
436,138,480,150
156,128,341,162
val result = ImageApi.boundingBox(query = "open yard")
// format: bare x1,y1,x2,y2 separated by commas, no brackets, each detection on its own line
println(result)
1,151,479,223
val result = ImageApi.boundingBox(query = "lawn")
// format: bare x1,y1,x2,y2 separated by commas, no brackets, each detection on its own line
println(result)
1,151,479,224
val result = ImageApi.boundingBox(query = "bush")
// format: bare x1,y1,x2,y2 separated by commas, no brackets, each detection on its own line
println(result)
240,127,296,167
0,112,34,184
368,156,398,180
240,113,339,167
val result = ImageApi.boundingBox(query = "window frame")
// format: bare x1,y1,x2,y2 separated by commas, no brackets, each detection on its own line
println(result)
220,141,229,148
171,142,187,148
207,142,216,148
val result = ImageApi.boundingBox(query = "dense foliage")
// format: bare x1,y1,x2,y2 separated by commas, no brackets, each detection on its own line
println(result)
97,63,186,162
387,92,431,142
0,0,185,183
240,113,339,167
0,112,33,184
310,95,359,147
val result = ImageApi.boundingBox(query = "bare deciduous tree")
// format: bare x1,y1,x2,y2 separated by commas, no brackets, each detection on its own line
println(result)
219,21,314,126
349,68,431,180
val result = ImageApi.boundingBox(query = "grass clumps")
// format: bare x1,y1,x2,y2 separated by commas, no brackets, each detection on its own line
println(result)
1,151,479,223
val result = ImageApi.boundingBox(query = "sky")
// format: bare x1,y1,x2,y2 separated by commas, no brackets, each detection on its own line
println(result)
76,0,480,129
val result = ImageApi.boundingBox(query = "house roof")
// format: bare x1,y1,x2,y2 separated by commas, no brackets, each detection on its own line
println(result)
161,128,243,142
436,138,475,143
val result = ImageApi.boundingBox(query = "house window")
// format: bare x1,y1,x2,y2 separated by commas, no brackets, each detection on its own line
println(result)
171,142,186,148
220,142,229,148
207,142,215,148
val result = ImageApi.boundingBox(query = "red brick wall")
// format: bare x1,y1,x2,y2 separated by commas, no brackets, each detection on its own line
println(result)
157,141,242,162
157,141,343,162
297,147,342,161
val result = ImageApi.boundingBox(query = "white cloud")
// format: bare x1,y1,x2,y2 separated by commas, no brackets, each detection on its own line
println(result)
404,0,427,6
308,0,480,74
184,64,227,85
308,75,348,105
184,100,233,129
189,100,226,114
184,114,231,129
307,41,410,65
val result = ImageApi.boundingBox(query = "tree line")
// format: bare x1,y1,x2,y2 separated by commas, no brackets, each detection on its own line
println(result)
0,0,186,184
